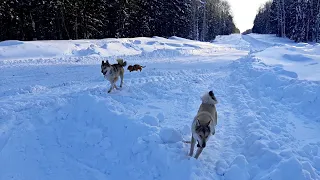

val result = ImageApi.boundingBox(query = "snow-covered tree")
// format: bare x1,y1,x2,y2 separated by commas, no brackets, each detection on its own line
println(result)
253,0,320,42
0,0,238,41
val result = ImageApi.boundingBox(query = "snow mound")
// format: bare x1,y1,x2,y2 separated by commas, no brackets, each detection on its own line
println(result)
261,157,312,180
0,36,223,63
226,57,320,179
253,39,320,81
0,40,24,46
72,44,101,56
159,127,183,143
224,155,250,180
0,93,193,179
283,54,313,62
140,115,159,127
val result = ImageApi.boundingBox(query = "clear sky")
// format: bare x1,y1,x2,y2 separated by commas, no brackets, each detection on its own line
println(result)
226,0,270,33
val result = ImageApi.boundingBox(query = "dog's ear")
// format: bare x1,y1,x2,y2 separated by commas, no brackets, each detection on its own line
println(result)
206,120,212,127
209,91,214,97
102,60,104,64
196,119,201,126
106,60,110,65
209,90,217,101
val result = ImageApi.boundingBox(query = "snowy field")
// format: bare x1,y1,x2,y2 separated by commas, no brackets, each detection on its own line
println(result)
1,33,320,180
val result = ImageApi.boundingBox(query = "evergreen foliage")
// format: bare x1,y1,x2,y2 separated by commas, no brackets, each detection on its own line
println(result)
0,0,238,41
252,0,320,42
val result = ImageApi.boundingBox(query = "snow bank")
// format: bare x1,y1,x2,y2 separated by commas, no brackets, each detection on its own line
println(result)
212,34,251,51
237,33,320,81
0,93,195,179
248,33,295,46
224,155,250,180
223,57,320,180
261,157,313,180
253,44,320,81
0,36,224,62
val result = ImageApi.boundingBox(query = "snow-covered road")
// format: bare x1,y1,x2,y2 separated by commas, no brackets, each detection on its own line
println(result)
1,34,320,180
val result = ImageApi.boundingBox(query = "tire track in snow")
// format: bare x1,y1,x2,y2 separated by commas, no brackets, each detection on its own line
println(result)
92,62,249,179
219,57,320,179
242,34,276,54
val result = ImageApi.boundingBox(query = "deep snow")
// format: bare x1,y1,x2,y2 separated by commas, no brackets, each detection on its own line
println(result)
0,34,320,180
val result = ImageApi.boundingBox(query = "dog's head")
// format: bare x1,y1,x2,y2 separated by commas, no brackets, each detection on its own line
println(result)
127,65,133,70
201,90,218,105
195,119,212,148
101,60,111,75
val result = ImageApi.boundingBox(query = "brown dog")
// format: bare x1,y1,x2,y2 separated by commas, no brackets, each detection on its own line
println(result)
127,64,146,72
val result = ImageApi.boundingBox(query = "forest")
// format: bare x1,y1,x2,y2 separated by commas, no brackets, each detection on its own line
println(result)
252,0,320,42
0,0,239,41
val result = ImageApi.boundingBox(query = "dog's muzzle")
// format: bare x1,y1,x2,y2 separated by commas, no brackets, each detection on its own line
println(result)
202,142,206,148
197,141,206,148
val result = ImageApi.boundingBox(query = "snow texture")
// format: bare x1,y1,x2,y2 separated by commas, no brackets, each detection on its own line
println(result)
1,33,320,180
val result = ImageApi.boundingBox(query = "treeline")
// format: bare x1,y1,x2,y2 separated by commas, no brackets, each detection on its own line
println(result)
252,0,320,42
0,0,239,41
242,29,252,35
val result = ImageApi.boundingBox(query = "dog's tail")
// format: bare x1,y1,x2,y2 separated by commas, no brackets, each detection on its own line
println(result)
116,58,127,67
182,140,191,144
201,90,218,105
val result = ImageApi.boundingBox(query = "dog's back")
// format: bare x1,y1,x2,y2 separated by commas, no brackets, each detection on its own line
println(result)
101,59,127,93
133,64,142,71
111,59,126,76
194,91,218,134
189,91,218,159
197,103,217,126
127,64,145,72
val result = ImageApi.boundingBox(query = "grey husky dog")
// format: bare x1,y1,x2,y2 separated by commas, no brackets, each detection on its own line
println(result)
189,90,218,159
101,59,127,93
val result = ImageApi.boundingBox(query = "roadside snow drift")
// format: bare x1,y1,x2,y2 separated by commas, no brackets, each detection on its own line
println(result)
1,34,320,180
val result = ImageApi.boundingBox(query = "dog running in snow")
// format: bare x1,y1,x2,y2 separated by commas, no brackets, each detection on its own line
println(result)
189,90,218,159
101,59,127,93
127,64,146,72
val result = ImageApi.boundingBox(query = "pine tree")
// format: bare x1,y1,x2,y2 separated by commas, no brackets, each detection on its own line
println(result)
310,0,320,41
269,1,279,34
292,0,307,42
315,12,320,42
0,0,238,41
253,0,320,42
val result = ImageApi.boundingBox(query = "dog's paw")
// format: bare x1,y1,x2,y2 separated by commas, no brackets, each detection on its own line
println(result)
212,129,216,135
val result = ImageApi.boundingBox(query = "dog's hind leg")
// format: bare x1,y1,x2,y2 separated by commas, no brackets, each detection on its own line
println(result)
108,84,113,93
108,80,117,93
113,84,120,90
189,135,196,157
194,147,204,159
120,71,124,88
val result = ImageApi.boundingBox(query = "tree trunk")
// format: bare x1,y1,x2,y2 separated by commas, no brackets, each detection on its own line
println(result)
282,0,286,37
60,2,70,39
192,0,198,40
201,1,207,41
30,12,37,40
